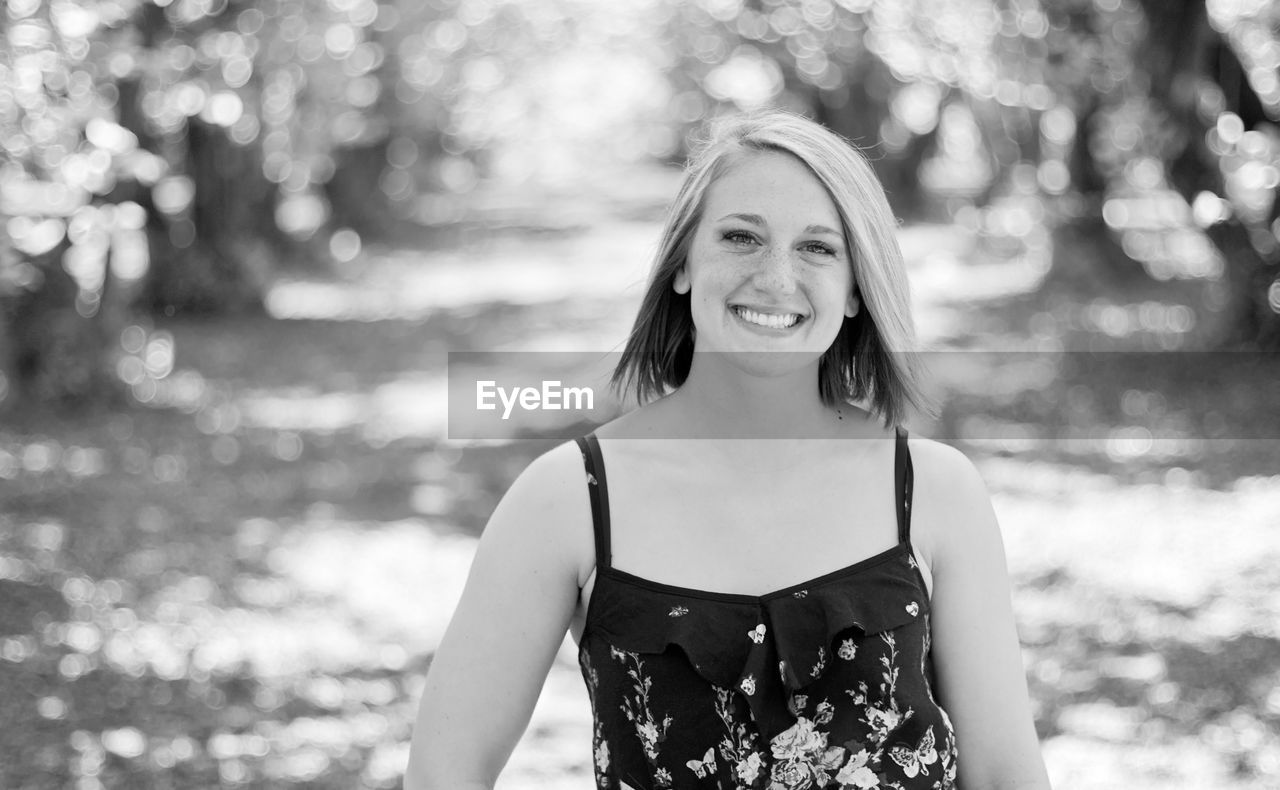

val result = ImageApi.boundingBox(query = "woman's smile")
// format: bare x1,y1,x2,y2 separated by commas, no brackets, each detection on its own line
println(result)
729,304,807,331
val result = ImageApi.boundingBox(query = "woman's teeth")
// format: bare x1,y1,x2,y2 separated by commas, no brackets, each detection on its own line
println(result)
733,306,801,329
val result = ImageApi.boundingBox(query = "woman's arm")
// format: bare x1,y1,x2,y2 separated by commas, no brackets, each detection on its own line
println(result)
404,442,594,790
914,440,1052,790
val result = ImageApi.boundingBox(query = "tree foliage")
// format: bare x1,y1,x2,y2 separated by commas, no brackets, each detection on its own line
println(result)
2,0,410,406
2,0,1278,410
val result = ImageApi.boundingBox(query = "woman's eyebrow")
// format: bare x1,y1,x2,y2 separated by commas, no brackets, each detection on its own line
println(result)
805,224,841,237
716,212,765,225
716,213,841,237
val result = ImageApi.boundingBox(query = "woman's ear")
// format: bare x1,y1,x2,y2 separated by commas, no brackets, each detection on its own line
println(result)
845,288,860,318
674,267,691,295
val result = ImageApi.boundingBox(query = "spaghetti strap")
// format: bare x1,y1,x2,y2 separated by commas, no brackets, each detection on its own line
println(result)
894,426,914,544
574,434,612,569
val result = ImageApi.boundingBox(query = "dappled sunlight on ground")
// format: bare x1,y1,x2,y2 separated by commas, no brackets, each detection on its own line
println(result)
990,460,1280,625
982,458,1280,788
1042,733,1266,790
499,647,595,790
265,221,655,323
237,374,451,442
266,517,476,657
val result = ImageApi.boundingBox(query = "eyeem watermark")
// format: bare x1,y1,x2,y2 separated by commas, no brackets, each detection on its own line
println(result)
451,350,1280,441
476,380,595,420
449,352,615,439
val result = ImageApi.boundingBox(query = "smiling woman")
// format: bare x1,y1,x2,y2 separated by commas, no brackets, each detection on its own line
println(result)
675,153,857,359
406,111,1052,790
614,112,926,433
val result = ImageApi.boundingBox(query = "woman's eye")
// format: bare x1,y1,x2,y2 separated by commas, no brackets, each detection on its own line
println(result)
723,230,758,245
804,242,836,255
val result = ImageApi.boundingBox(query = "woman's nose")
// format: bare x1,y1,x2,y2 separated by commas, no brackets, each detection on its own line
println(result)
753,246,797,294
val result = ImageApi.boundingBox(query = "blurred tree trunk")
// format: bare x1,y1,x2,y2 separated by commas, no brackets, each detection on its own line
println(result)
325,141,391,237
140,117,273,315
2,89,145,412
878,123,941,220
1043,0,1279,345
813,61,942,219
114,75,182,309
1048,90,1141,292
326,24,398,241
1137,0,1280,346
3,238,118,411
122,0,277,315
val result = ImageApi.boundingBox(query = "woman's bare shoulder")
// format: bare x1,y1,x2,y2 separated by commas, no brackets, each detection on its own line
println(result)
488,439,596,588
906,434,989,499
511,439,593,496
903,435,998,563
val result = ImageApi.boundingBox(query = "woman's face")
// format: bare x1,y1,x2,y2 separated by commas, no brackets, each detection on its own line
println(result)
676,150,859,372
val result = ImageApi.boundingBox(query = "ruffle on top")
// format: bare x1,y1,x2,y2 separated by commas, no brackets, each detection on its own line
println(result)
584,541,927,742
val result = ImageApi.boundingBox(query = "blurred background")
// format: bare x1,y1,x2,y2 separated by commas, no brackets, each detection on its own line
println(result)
2,0,1279,787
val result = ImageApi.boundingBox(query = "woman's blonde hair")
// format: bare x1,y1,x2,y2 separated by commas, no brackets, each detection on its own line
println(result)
612,109,932,427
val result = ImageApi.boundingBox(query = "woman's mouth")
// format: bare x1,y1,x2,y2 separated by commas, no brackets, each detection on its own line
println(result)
731,305,805,330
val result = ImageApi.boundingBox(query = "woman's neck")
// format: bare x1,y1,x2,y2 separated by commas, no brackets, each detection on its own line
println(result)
666,354,842,439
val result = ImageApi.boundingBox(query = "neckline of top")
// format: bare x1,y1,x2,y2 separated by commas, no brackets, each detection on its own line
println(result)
595,539,916,605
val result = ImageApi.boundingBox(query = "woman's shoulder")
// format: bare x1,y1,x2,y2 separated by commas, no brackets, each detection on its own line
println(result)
486,439,597,587
500,439,596,519
903,433,1000,563
514,438,591,486
905,433,988,496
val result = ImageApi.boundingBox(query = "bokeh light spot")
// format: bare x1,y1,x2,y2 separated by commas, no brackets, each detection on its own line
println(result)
329,227,361,263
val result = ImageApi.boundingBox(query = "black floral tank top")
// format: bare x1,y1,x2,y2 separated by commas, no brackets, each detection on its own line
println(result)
572,429,958,790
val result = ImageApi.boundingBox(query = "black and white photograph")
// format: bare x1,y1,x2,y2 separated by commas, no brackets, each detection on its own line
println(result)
1,0,1279,788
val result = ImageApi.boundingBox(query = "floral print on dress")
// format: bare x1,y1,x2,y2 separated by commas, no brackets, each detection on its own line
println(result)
580,547,956,789
860,632,913,755
610,646,674,786
917,708,959,790
580,649,613,789
787,694,808,717
809,646,827,679
768,716,847,789
583,612,957,790
595,739,611,776
878,633,901,697
919,614,933,687
713,686,768,787
838,639,858,661
834,747,880,789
